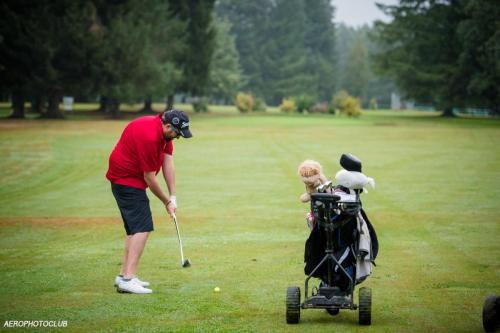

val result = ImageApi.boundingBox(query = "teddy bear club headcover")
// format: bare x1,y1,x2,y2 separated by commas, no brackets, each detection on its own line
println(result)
297,160,328,202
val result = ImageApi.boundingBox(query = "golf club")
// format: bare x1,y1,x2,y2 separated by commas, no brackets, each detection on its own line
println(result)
317,180,333,193
172,213,191,268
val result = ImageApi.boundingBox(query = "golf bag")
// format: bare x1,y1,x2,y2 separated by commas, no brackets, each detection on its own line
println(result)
304,207,378,290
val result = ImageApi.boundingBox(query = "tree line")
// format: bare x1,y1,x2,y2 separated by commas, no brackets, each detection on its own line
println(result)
1,0,497,119
217,0,396,110
219,0,498,115
0,0,216,118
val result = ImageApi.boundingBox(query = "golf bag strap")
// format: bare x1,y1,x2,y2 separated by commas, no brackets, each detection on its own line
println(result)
361,208,378,261
334,247,350,272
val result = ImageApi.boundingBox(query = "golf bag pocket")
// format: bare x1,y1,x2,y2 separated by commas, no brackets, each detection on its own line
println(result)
304,226,326,279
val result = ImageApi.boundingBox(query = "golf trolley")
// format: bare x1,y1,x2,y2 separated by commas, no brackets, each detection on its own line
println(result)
286,187,373,326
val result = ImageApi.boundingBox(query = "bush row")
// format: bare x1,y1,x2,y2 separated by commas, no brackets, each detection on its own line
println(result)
199,91,372,117
279,90,363,117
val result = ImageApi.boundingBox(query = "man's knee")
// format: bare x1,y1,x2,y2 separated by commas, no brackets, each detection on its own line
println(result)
131,231,150,238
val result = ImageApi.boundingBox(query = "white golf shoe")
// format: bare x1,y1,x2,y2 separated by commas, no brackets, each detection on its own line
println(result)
116,279,152,294
114,275,150,288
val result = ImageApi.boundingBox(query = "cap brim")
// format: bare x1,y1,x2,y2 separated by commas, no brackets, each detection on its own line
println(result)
180,128,192,138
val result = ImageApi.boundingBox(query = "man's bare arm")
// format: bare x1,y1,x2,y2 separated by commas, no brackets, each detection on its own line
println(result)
162,154,176,197
144,171,175,216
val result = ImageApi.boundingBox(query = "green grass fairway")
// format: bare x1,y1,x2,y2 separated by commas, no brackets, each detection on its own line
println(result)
0,111,499,332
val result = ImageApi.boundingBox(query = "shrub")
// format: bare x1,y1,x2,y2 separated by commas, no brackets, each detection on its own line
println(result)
369,97,378,110
328,104,337,115
332,90,362,117
342,96,362,117
235,92,255,113
193,96,210,113
280,98,296,113
293,95,316,113
310,102,329,114
332,90,349,111
254,97,267,112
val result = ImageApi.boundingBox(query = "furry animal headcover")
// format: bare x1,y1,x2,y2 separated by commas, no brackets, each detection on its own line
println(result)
298,160,328,202
335,169,375,192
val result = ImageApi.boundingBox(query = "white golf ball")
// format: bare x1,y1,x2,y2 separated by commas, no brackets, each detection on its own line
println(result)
214,287,220,292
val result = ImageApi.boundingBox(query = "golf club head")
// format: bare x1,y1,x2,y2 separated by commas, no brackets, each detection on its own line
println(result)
317,181,333,193
182,259,191,268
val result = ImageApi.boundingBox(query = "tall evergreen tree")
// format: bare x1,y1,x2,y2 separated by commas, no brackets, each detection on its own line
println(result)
167,0,216,105
455,0,500,114
335,24,359,87
0,1,38,118
208,17,242,103
92,0,178,117
263,0,314,104
341,36,370,99
216,0,272,98
303,0,336,101
373,0,499,116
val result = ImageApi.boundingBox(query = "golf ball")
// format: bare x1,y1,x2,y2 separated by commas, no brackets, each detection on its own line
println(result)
214,287,220,292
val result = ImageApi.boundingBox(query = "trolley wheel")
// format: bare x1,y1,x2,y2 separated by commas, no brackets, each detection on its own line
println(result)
483,295,499,332
286,287,301,324
359,287,372,325
326,308,340,316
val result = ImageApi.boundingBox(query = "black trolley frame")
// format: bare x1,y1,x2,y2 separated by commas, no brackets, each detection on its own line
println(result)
302,192,361,311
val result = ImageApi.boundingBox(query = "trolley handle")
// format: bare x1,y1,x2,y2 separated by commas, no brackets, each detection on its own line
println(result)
310,193,341,203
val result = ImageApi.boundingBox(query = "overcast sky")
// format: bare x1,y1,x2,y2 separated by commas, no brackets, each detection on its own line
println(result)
333,0,399,27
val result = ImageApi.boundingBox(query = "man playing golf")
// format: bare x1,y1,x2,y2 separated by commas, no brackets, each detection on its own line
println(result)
106,109,192,294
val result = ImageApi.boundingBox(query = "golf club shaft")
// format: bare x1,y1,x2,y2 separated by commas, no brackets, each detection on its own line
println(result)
172,215,185,263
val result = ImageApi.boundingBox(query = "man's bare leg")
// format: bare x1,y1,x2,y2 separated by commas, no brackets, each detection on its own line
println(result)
122,232,149,279
120,235,132,276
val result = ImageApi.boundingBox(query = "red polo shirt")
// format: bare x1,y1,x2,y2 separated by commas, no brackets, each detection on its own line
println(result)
106,115,173,189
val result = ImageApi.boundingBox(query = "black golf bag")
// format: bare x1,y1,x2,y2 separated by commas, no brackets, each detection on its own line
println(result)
286,154,378,326
304,203,378,291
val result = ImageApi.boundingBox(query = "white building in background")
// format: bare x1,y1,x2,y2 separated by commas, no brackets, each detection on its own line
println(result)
391,92,414,110
391,92,401,110
62,96,74,111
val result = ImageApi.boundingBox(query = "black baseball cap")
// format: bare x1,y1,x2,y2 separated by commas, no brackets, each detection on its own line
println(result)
162,109,192,138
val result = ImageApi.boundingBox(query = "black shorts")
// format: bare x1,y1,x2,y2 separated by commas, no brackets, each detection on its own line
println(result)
111,183,154,235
